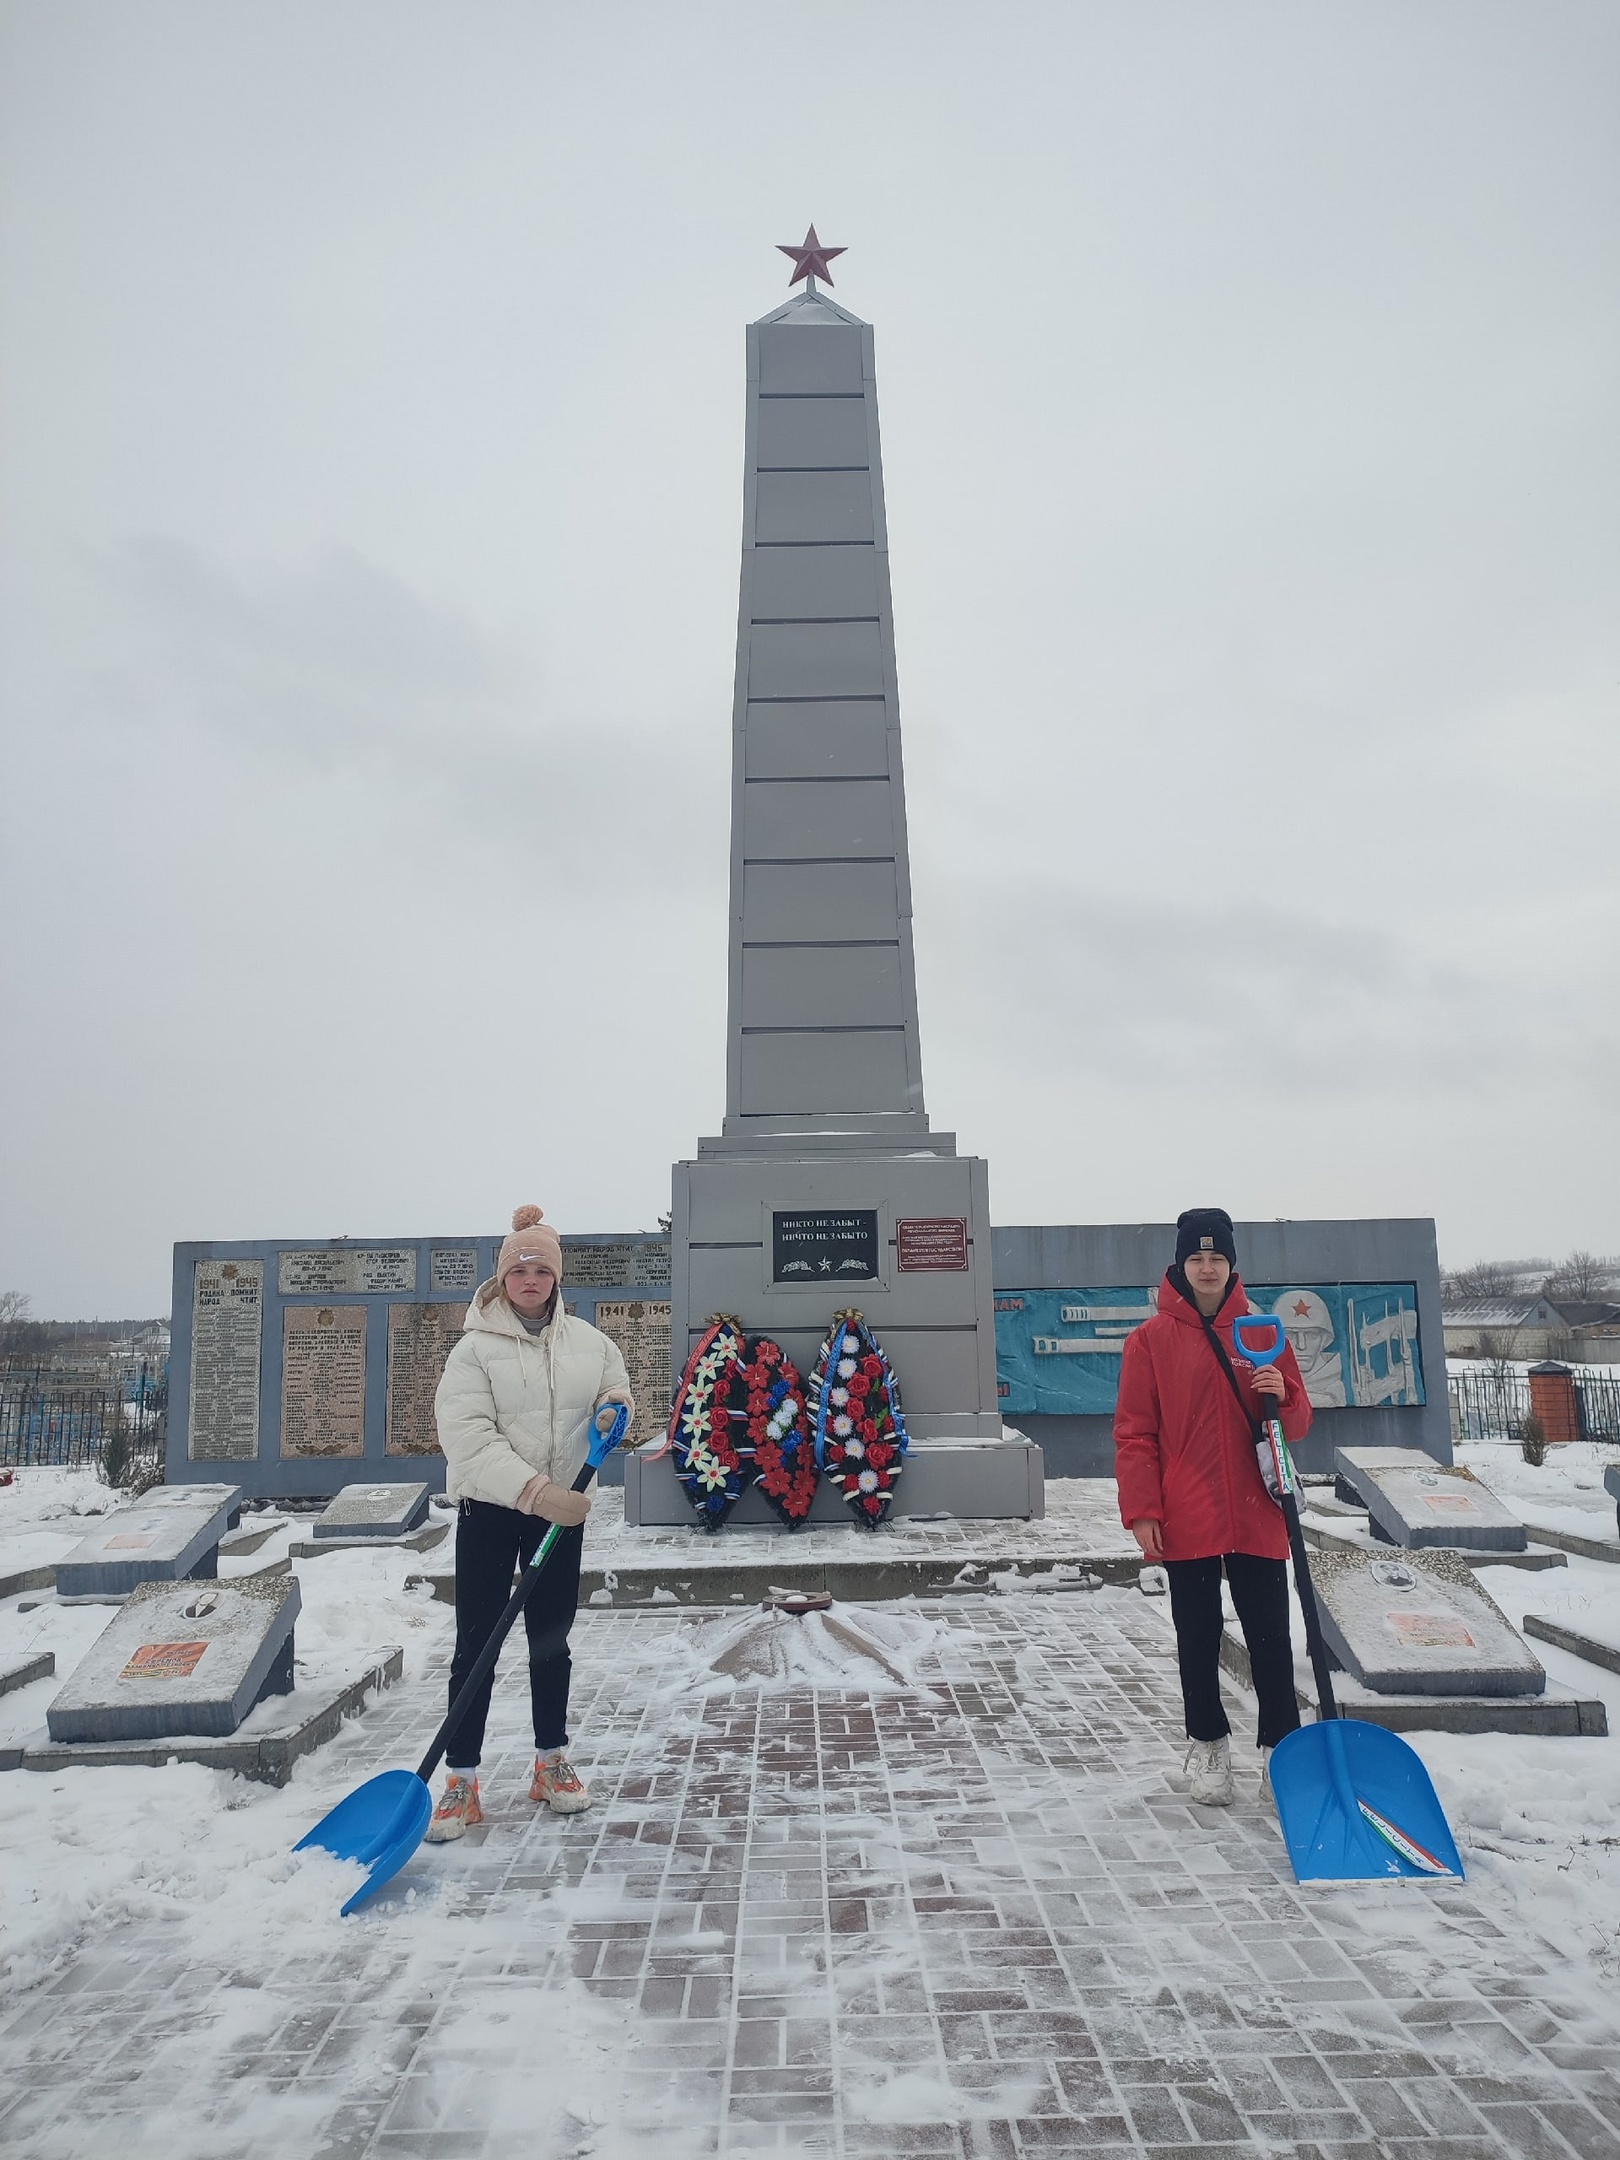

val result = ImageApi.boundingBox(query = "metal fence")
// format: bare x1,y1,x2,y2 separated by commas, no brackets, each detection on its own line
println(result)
0,1362,167,1473
1448,1367,1620,1445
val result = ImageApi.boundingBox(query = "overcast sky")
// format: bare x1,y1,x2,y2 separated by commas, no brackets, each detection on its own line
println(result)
2,1,1616,1319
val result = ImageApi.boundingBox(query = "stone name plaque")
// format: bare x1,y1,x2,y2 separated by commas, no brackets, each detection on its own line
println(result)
430,1248,479,1292
278,1248,417,1296
189,1260,264,1462
280,1306,367,1458
560,1242,673,1290
592,1300,673,1448
896,1217,969,1272
772,1210,880,1285
386,1303,467,1456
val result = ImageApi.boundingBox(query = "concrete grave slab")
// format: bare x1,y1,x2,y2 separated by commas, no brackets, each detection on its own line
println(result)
46,1573,300,1742
142,1482,244,1524
12,1648,400,1784
1301,1508,1567,1571
1220,1621,1604,1734
54,1486,243,1598
1310,1547,1545,1697
1333,1445,1526,1551
311,1481,429,1539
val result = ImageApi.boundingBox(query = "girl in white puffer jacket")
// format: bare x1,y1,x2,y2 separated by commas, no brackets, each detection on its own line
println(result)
425,1205,633,1839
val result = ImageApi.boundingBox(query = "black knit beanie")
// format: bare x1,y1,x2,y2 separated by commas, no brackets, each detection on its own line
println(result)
1173,1207,1237,1268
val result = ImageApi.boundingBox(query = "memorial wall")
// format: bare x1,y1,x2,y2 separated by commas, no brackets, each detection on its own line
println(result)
990,1218,1451,1478
168,1235,671,1500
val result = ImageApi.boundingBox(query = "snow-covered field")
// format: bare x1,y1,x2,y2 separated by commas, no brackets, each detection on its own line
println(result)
3,1459,1620,2156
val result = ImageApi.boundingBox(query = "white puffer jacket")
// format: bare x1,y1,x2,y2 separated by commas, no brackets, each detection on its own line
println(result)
434,1283,633,1509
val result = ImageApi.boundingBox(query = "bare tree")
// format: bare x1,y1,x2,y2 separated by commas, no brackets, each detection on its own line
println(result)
1545,1250,1617,1302
0,1291,42,1360
1442,1260,1519,1302
1474,1327,1524,1386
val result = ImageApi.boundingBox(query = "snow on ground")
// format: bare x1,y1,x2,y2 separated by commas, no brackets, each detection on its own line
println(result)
0,1470,449,1751
1453,1432,1620,1549
5,1465,1620,2153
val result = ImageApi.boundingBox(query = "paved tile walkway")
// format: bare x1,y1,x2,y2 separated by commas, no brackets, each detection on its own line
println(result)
4,1590,1619,2159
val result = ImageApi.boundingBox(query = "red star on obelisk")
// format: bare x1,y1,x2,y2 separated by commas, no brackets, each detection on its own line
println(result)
777,225,846,288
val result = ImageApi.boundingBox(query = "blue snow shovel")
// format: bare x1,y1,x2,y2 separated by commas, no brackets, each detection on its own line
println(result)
295,1402,629,1914
1230,1314,1464,1884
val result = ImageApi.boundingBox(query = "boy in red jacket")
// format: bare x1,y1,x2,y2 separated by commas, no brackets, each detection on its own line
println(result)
1114,1208,1312,1805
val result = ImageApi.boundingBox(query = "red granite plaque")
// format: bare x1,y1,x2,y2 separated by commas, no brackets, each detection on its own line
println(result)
895,1217,969,1272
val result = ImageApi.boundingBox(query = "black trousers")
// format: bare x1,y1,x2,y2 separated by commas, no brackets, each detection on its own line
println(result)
1165,1551,1301,1750
445,1498,584,1770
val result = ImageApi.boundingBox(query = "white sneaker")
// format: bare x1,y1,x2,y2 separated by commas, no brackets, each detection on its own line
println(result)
1260,1746,1273,1796
1184,1735,1235,1806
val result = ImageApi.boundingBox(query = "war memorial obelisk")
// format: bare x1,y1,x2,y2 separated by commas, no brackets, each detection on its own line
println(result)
645,231,1041,1522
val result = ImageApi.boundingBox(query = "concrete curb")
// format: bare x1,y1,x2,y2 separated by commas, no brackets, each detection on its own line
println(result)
406,1552,1144,1608
0,1565,57,1600
1301,1515,1567,1572
290,1524,447,1560
0,1647,405,1784
1218,1621,1607,1736
1522,1612,1620,1678
0,1651,54,1698
1511,1522,1620,1565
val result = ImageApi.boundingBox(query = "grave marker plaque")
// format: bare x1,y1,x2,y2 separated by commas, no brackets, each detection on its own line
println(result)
55,1485,241,1598
1334,1445,1526,1551
1310,1548,1545,1696
385,1303,466,1456
313,1482,430,1539
47,1574,301,1742
189,1260,263,1461
280,1306,366,1458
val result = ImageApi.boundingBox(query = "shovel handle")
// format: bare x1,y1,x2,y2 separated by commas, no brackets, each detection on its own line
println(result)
1270,1415,1340,1723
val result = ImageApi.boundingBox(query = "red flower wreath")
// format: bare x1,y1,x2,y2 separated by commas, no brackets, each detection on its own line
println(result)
667,1316,757,1530
744,1335,817,1528
809,1309,910,1529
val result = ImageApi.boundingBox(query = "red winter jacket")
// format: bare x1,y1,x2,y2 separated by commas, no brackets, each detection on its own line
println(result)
1114,1273,1311,1563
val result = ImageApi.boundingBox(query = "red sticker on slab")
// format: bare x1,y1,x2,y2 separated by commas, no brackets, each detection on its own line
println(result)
120,1641,210,1681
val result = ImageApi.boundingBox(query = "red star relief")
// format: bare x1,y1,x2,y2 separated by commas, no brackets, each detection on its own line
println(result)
777,225,846,287
1292,1299,1312,1317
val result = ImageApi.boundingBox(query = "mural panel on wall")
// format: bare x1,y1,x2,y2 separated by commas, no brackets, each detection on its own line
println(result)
994,1283,1424,1418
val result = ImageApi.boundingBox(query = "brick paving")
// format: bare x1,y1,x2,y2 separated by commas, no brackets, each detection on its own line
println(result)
4,1589,1619,2158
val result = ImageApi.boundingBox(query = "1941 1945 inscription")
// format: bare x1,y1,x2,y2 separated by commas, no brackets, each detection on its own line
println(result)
189,1260,264,1461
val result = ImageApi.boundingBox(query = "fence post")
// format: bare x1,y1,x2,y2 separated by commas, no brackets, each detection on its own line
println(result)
1528,1361,1581,1446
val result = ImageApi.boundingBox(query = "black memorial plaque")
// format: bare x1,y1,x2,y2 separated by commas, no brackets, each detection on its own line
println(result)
772,1210,880,1285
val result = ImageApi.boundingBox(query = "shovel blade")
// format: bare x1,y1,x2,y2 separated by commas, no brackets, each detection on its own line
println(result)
1270,1717,1464,1883
294,1768,433,1915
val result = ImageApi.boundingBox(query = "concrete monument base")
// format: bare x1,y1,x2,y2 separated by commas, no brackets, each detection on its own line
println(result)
623,1433,1043,1527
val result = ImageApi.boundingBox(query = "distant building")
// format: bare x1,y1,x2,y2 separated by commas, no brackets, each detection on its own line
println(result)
1444,1295,1620,1364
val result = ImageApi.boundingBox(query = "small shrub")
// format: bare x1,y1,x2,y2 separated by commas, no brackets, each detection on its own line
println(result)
1519,1414,1549,1467
98,1408,160,1496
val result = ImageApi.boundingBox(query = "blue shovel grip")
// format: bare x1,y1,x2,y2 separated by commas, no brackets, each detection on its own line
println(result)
1231,1313,1287,1367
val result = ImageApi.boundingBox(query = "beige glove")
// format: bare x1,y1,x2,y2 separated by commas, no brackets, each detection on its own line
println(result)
514,1476,591,1527
594,1391,639,1445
